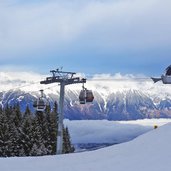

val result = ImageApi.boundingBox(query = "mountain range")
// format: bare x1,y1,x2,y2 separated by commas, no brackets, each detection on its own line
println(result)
0,71,171,120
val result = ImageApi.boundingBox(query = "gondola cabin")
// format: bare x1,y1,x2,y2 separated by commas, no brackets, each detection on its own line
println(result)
86,90,94,102
79,89,94,104
33,90,47,112
79,90,86,104
33,98,46,112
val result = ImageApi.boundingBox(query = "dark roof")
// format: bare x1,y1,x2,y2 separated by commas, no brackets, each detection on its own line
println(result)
165,65,171,76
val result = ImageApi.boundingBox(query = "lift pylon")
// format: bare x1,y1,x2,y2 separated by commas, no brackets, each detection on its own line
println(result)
40,69,86,154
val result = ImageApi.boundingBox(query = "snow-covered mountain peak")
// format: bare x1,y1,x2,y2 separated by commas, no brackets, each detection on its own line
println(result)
0,71,170,97
0,71,171,120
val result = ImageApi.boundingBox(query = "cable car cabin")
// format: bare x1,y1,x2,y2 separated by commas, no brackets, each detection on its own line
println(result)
79,89,94,104
86,90,94,102
162,65,171,84
79,90,86,104
33,98,46,112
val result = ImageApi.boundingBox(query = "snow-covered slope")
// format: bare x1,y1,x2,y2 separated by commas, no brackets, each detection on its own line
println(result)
0,71,171,120
1,122,171,171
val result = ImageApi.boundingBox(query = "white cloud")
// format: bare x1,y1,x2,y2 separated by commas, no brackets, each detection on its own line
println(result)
0,70,171,102
0,0,171,59
64,119,171,144
0,71,47,92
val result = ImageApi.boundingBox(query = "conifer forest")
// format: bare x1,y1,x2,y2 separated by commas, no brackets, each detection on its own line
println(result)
0,102,74,157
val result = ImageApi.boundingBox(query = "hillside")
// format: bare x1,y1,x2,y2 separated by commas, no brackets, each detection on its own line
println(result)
1,122,171,171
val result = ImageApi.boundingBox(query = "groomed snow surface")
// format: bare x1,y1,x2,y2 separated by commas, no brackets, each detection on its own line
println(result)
1,119,171,171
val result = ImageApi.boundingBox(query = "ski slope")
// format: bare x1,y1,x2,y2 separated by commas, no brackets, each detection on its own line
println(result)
1,122,171,171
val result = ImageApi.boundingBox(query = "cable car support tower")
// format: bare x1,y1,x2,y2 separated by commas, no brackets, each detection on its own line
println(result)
40,69,86,155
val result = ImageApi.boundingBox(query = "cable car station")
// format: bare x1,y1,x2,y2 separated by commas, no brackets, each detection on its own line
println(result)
151,65,171,84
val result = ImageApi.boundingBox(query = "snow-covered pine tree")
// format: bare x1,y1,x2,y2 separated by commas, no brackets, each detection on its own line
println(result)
44,104,53,155
9,104,24,156
20,105,34,156
0,107,12,157
13,103,22,128
39,110,50,155
46,102,58,155
30,117,44,156
0,102,74,157
63,127,75,153
30,110,49,156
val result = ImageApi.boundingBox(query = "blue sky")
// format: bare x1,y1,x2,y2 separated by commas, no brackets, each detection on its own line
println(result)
0,0,171,76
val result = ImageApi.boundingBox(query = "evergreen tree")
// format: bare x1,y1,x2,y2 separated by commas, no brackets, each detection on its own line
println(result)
29,143,39,156
9,121,22,156
44,104,53,154
20,105,33,156
13,103,22,127
9,104,23,156
46,102,58,155
30,110,49,156
30,116,44,156
0,102,74,157
0,107,12,157
4,104,11,119
63,127,75,153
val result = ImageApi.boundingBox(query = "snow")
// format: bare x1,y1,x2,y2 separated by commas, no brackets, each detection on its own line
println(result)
1,71,171,101
64,119,171,144
1,120,171,171
119,118,171,126
64,119,150,144
17,96,25,101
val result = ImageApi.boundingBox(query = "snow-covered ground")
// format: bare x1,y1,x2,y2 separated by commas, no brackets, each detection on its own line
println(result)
1,119,171,171
0,120,171,171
